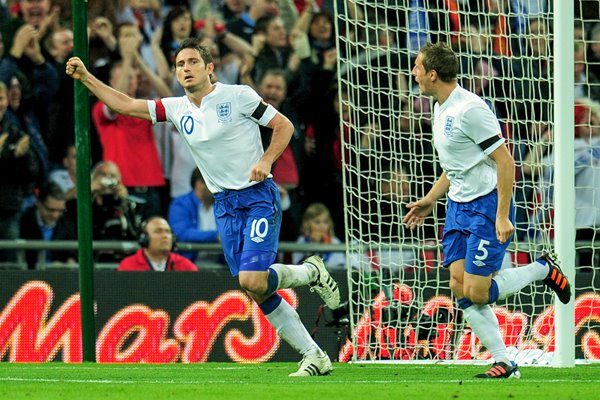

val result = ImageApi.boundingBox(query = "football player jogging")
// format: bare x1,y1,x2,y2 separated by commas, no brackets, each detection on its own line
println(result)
403,43,571,379
66,38,340,376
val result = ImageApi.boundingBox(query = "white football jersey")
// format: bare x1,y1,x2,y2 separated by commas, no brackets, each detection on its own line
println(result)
147,83,278,193
433,85,504,202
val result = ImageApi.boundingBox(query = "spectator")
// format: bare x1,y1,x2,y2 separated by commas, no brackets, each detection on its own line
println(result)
20,181,77,269
4,73,49,184
118,216,198,271
168,168,220,263
92,159,142,231
348,165,419,274
197,27,256,85
510,16,552,131
375,166,418,271
508,16,552,238
254,68,302,240
91,59,166,219
226,0,280,45
575,40,600,102
0,3,9,27
523,98,600,269
44,26,75,160
126,23,172,98
52,0,120,30
66,161,143,263
160,6,198,67
292,202,345,270
49,143,76,200
0,0,60,143
292,1,335,73
588,22,600,81
0,80,40,265
127,0,161,48
223,0,249,22
248,15,308,95
458,23,500,103
301,65,346,237
87,16,119,85
1,0,59,51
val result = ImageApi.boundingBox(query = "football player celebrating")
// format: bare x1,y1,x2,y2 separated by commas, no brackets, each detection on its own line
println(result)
66,38,340,376
404,42,571,379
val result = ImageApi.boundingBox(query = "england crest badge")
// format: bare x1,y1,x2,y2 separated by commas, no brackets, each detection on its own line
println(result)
444,116,455,137
216,102,232,123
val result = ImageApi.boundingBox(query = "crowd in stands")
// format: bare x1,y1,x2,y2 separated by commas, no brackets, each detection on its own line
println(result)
0,0,598,271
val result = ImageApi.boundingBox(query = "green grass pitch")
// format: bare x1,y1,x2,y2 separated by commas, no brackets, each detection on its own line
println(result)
1,363,598,399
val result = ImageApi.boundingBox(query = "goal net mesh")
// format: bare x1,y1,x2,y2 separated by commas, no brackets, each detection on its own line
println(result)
335,0,600,362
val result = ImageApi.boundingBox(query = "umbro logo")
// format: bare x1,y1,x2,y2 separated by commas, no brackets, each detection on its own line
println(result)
473,260,486,267
251,237,264,243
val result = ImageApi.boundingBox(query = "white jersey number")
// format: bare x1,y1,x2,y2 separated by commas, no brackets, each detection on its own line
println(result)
250,218,269,242
473,239,490,267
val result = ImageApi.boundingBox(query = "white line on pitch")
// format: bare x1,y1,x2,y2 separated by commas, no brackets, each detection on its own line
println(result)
1,377,600,385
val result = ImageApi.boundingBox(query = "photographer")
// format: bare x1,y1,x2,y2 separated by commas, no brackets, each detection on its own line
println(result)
67,161,143,263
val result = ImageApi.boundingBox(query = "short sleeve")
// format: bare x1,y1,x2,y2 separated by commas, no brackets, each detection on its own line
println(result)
147,99,166,124
462,103,504,155
237,85,278,126
147,97,179,125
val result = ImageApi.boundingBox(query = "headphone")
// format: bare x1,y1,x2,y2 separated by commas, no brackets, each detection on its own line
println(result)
138,216,177,250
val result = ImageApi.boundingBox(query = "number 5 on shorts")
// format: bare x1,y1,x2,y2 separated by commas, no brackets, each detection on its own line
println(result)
474,239,490,266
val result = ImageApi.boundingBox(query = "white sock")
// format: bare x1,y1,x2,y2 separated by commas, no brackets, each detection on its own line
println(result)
263,297,320,356
270,263,318,290
462,304,509,364
493,260,549,301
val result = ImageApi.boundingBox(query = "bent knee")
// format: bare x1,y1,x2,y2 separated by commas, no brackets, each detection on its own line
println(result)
449,277,464,298
238,274,268,294
464,287,489,305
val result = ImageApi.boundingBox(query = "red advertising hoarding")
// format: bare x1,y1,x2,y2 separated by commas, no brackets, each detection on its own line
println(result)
1,270,599,362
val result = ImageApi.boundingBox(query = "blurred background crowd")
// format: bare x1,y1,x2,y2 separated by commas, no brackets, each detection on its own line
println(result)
0,0,598,271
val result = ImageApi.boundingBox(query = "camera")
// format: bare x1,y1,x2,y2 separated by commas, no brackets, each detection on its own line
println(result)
100,177,119,188
324,301,350,327
416,307,451,340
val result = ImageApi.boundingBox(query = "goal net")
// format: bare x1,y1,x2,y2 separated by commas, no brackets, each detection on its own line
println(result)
335,0,600,363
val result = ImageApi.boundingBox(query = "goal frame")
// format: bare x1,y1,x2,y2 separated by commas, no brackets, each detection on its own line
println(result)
334,0,577,366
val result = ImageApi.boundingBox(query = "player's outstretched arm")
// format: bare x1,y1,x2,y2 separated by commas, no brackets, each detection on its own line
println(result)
65,57,151,121
403,172,450,229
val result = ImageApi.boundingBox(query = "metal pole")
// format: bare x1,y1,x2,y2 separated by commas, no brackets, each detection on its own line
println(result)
71,0,96,362
553,0,575,367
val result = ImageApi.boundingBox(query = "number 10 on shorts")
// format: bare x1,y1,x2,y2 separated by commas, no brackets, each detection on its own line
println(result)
250,218,269,243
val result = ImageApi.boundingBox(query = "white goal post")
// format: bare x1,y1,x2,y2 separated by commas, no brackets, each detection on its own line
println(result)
335,0,598,365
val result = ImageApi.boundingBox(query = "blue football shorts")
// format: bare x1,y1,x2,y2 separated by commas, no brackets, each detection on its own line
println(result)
441,190,514,277
213,179,282,277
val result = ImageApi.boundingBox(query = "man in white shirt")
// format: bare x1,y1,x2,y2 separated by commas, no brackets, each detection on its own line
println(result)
66,37,339,376
403,42,571,379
